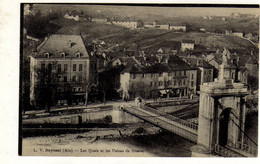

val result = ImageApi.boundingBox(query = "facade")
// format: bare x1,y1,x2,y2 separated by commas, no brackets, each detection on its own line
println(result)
64,13,79,21
120,55,197,100
92,18,108,23
111,20,142,29
30,34,99,106
233,32,244,37
169,25,187,32
182,57,214,90
205,48,237,80
181,39,195,51
245,56,259,78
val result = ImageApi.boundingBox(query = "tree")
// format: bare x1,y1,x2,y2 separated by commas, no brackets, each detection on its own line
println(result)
34,62,59,111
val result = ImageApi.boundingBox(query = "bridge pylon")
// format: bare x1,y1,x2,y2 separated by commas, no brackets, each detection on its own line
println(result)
191,53,249,157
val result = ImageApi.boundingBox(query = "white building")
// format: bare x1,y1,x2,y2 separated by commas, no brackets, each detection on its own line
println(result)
181,39,195,51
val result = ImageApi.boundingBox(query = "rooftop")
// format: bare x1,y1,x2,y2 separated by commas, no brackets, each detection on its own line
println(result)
34,34,89,58
182,39,195,44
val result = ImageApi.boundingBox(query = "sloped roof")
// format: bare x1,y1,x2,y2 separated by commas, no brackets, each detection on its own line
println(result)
182,57,213,69
121,55,193,74
182,39,195,44
34,34,89,58
246,56,258,64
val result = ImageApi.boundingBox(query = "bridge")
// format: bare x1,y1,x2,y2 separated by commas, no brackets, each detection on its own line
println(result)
122,103,257,157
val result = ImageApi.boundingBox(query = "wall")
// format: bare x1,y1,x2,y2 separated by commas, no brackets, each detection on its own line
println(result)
23,108,143,125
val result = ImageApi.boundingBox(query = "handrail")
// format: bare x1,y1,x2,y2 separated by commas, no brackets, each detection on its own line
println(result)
139,104,198,131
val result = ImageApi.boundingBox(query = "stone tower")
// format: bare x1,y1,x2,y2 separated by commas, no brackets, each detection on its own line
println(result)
191,53,248,156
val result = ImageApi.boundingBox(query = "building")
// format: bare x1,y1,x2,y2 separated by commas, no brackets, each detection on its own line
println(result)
181,57,214,90
119,55,197,100
169,25,186,32
91,18,108,23
30,34,100,106
245,55,259,78
233,31,244,37
144,21,186,31
181,39,195,51
205,48,237,79
64,13,79,21
111,20,143,29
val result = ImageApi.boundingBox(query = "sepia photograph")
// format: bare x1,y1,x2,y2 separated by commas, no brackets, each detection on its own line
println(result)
19,3,259,157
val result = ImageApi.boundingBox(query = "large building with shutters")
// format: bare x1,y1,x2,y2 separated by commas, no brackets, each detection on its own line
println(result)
29,34,101,106
119,54,197,100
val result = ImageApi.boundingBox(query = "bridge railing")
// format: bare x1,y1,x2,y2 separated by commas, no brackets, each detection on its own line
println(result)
146,99,198,107
235,141,258,156
124,106,198,143
140,104,198,131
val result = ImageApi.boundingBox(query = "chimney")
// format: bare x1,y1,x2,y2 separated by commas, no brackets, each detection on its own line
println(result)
197,60,200,66
68,40,72,48
236,56,240,65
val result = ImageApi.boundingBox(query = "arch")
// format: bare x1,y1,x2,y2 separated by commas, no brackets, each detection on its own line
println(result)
218,108,232,146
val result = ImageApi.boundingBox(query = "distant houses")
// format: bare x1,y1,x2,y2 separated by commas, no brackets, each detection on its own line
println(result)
181,39,195,51
64,13,79,21
91,18,108,23
225,30,244,37
144,21,186,31
111,20,143,29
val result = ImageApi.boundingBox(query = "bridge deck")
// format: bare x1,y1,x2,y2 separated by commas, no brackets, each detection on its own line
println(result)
123,105,198,143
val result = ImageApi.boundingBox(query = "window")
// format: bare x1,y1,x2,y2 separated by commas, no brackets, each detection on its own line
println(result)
159,73,163,77
167,81,170,85
78,88,81,92
183,80,186,85
132,83,134,89
179,71,182,76
64,64,68,72
73,88,77,92
79,64,83,71
57,64,61,73
41,64,45,70
209,70,212,74
179,80,182,86
92,63,97,71
132,74,136,79
73,64,76,72
150,82,153,87
191,81,194,87
184,71,186,76
64,76,67,82
142,74,145,78
154,82,157,87
174,71,176,76
192,74,194,79
174,80,176,86
79,76,82,82
72,76,76,82
48,64,52,70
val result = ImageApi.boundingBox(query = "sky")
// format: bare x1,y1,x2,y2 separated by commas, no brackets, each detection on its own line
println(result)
34,4,259,18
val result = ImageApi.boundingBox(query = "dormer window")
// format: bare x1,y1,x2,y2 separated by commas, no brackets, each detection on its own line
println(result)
76,52,81,58
61,52,66,58
44,52,50,58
